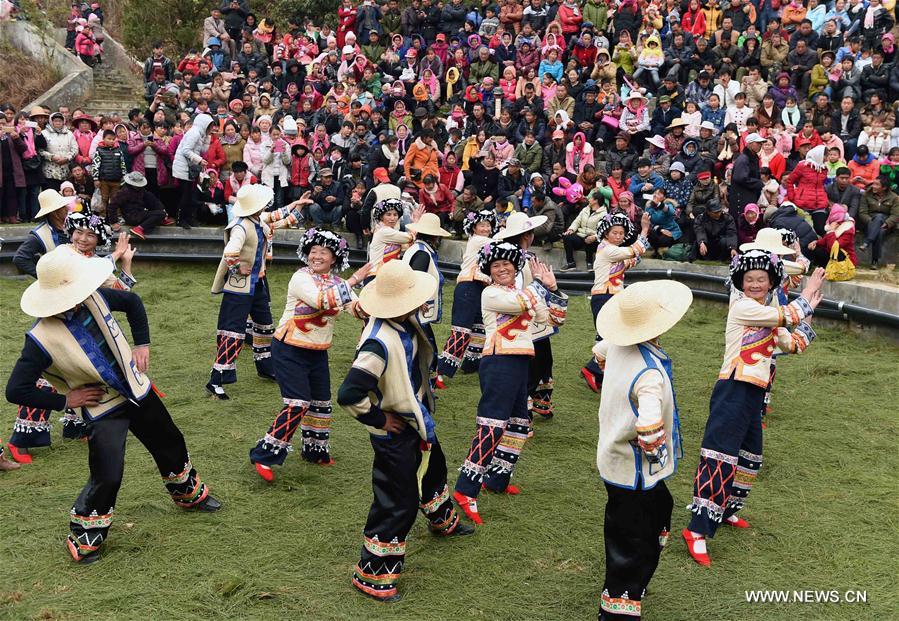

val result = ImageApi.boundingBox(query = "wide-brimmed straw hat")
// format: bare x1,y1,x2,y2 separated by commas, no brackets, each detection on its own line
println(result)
406,212,451,237
493,211,547,241
739,227,795,255
34,189,72,219
28,106,51,119
596,280,693,346
358,260,437,319
21,247,114,318
232,183,274,218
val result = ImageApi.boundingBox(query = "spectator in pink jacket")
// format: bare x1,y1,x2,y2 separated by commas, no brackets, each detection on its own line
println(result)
565,131,595,175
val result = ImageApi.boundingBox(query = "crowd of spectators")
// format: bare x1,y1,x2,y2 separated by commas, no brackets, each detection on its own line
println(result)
3,0,899,270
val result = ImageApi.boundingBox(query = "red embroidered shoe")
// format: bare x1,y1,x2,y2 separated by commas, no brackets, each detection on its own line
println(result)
316,457,335,466
580,367,600,393
682,529,711,566
482,483,522,495
725,515,751,529
7,444,32,464
254,463,275,482
435,375,447,390
130,225,146,240
161,216,176,226
452,491,483,525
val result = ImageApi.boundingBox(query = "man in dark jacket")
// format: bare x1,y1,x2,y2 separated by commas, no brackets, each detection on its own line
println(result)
542,130,567,176
531,192,565,245
108,172,168,239
310,168,346,227
693,200,738,261
729,133,766,214
826,167,863,219
441,0,467,34
764,200,818,257
498,159,528,207
861,50,890,99
604,133,638,176
832,96,862,159
650,96,682,137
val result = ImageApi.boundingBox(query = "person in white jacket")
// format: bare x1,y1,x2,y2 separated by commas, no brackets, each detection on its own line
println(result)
260,125,291,209
172,113,214,228
40,113,78,191
591,280,692,621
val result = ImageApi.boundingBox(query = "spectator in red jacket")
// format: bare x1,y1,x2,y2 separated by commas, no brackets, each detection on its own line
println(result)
785,144,829,233
418,173,454,228
203,131,226,171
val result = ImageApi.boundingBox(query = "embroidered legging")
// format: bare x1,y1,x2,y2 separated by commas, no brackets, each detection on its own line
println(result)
456,355,531,497
688,378,764,538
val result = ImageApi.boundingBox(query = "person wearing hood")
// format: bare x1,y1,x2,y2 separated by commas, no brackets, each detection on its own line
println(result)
763,201,819,256
662,162,693,209
785,144,829,233
173,113,214,229
736,202,765,245
633,34,665,90
675,138,703,175
404,128,440,188
40,112,78,192
813,203,857,268
565,131,594,176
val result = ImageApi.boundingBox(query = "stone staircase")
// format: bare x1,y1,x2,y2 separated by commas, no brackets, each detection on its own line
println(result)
81,64,145,119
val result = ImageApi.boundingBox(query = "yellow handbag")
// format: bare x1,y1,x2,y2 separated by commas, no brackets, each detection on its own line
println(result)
824,241,856,281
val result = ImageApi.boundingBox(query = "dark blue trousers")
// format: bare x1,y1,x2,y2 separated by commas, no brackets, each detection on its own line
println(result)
688,378,764,537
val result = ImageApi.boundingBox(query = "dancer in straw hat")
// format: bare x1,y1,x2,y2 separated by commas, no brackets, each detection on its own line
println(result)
6,190,80,464
336,261,473,603
12,189,71,278
683,252,825,566
453,241,560,523
206,184,309,400
402,212,452,387
592,280,693,620
435,209,498,388
7,206,140,461
249,229,372,482
495,211,569,420
581,212,652,393
5,248,222,563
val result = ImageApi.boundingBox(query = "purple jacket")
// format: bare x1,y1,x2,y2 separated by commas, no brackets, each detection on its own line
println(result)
0,134,27,188
127,135,172,186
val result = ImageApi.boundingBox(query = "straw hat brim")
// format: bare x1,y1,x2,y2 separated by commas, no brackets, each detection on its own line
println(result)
21,254,114,318
232,185,274,218
34,192,73,219
359,270,437,318
739,239,795,255
783,259,805,275
494,214,548,240
406,219,451,237
596,280,693,346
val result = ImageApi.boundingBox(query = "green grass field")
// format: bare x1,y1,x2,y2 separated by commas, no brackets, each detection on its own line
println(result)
0,263,896,621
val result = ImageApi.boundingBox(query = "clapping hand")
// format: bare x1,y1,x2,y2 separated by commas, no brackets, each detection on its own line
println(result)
411,204,425,223
111,231,130,261
801,267,826,310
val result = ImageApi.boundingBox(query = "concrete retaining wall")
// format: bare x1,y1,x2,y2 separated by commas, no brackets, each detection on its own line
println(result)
0,21,93,111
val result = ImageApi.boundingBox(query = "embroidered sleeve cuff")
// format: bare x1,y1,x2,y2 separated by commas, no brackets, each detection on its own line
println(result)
118,271,137,290
333,281,353,306
528,280,549,301
794,321,816,350
792,296,813,320
635,234,650,253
